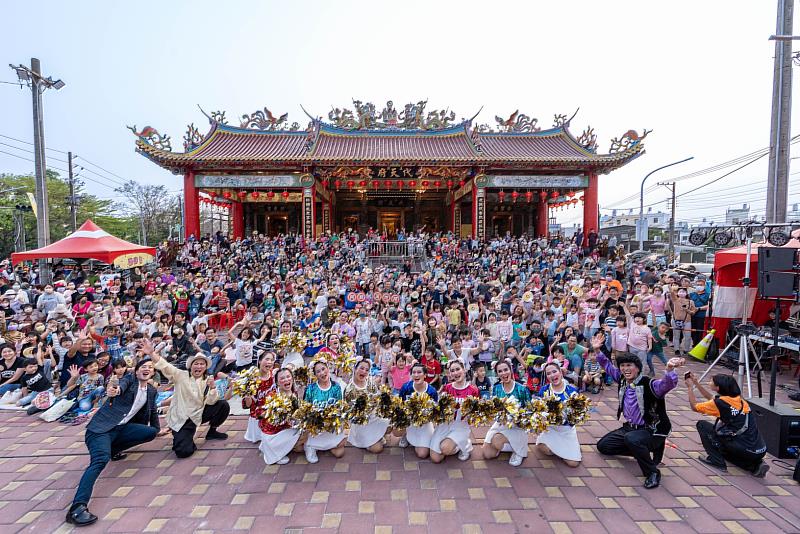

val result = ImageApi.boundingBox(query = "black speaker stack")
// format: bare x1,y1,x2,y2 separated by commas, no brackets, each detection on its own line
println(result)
755,247,800,458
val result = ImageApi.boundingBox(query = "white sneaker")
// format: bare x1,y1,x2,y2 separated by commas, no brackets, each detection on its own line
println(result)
398,436,409,448
458,448,471,461
304,445,318,464
509,453,524,467
276,456,290,465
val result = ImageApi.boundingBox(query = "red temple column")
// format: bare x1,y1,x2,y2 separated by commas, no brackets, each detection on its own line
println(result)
231,201,244,240
583,172,599,246
183,171,200,240
536,198,549,237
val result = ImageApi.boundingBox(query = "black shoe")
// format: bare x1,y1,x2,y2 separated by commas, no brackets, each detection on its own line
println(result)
111,452,127,461
698,456,727,472
789,392,800,402
752,462,770,478
66,504,98,526
643,471,661,489
206,429,228,440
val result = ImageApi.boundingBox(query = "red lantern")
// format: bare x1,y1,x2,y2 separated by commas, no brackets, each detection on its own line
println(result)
358,180,366,187
571,198,579,204
408,180,417,187
511,191,519,202
433,180,441,188
371,180,379,188
322,179,329,189
525,191,533,203
208,191,217,198
334,179,342,189
550,191,559,199
458,179,465,188
579,195,585,202
421,180,430,187
251,191,260,199
567,190,576,197
384,180,392,188
237,190,247,199
539,191,548,201
498,190,506,202
222,191,232,199
396,180,404,188
447,180,454,189
281,190,289,199
267,190,275,199
347,180,355,188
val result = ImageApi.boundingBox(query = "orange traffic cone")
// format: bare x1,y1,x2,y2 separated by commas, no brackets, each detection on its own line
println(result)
689,329,716,361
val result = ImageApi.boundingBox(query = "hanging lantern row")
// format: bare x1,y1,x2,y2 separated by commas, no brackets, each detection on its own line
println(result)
199,197,230,210
496,189,569,204
328,179,466,191
206,190,293,201
550,197,583,211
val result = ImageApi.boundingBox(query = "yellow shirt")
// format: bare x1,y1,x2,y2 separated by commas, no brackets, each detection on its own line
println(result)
446,308,461,327
154,358,220,431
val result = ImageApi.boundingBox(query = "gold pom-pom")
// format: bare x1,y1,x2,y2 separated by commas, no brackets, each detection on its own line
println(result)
545,396,564,426
261,394,299,426
345,391,371,426
404,392,436,427
564,394,592,426
516,399,550,433
431,393,458,425
495,396,521,428
292,366,310,387
462,397,498,426
231,366,261,398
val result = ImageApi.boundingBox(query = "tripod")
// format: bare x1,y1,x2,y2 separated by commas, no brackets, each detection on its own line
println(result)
699,233,756,398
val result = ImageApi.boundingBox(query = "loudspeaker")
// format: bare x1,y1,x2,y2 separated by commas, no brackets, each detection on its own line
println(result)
759,247,798,272
748,397,800,459
759,271,797,298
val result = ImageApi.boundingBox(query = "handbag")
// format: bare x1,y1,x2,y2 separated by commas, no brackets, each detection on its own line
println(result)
33,391,55,411
39,398,75,422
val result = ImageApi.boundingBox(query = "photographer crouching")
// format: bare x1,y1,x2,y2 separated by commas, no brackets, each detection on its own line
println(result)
685,372,769,477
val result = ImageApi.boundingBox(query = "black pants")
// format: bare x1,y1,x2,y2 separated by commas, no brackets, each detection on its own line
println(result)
597,424,665,477
171,400,230,458
696,420,765,472
691,315,706,345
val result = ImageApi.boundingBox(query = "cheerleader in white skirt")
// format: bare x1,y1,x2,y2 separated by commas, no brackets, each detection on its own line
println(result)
243,352,276,443
303,360,347,464
258,368,304,465
430,360,479,463
482,359,532,467
536,362,582,467
345,360,389,453
395,363,439,459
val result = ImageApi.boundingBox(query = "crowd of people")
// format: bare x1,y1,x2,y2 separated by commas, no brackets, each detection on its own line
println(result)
0,228,772,527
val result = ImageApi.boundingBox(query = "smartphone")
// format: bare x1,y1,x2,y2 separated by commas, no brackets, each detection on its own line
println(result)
684,371,692,380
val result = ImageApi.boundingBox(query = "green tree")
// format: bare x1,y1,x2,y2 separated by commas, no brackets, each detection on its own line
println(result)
0,171,128,258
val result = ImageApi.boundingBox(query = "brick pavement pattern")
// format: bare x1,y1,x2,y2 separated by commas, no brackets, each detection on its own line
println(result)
0,358,798,533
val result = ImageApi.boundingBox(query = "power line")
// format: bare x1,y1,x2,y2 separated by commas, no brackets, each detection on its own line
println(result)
0,132,69,154
74,165,127,187
0,140,69,164
74,155,131,185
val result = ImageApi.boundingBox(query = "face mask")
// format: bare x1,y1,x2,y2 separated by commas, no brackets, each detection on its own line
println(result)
696,285,705,291
392,346,401,353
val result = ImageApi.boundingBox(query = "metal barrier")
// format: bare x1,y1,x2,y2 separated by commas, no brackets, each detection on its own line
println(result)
367,241,425,259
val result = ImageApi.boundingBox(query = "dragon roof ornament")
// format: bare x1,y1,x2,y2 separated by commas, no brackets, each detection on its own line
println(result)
326,99,458,131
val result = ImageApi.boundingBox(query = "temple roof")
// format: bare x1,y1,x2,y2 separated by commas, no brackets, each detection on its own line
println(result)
131,102,647,172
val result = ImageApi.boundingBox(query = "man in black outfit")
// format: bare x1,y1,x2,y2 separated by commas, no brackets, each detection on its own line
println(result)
66,359,160,526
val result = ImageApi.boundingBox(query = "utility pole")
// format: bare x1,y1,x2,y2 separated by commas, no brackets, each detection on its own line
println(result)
766,0,795,224
9,58,65,284
67,151,77,232
659,181,677,262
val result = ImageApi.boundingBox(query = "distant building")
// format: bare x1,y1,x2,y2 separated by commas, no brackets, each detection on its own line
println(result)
600,207,670,230
725,203,750,225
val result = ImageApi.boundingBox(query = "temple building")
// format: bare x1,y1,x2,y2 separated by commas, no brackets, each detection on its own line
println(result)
131,100,646,241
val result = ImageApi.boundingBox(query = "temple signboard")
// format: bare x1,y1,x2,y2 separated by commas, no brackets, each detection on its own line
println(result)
479,175,588,189
195,174,303,188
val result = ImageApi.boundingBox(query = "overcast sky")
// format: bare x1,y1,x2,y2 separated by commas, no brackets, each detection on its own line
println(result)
2,1,798,227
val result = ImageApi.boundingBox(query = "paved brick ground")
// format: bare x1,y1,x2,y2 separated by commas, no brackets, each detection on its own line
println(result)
0,357,798,533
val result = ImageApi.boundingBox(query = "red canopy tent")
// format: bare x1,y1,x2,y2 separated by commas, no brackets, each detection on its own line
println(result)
710,238,799,346
11,220,157,268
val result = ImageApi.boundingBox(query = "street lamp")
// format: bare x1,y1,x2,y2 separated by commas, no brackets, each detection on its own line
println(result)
638,157,694,251
8,58,65,284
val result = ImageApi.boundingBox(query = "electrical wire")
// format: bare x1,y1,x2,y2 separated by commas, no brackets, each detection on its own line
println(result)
74,155,131,186
0,133,69,154
0,141,70,164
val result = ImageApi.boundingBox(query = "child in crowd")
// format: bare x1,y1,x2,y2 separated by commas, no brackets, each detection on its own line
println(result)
389,352,412,394
610,315,629,357
647,322,670,376
581,349,604,394
473,362,492,399
63,359,106,413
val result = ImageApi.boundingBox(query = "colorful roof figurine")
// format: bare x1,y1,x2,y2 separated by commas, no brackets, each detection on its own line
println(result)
131,100,648,172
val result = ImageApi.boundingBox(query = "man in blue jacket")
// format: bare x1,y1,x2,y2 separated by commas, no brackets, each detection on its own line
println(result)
66,358,160,527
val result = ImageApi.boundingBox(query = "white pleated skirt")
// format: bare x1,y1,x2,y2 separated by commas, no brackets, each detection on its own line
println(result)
244,417,261,442
535,424,581,462
484,422,529,458
347,415,390,448
306,430,345,451
259,428,301,465
430,420,473,455
406,423,435,448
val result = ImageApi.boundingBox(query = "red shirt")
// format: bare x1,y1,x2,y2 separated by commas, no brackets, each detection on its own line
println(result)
442,382,479,402
421,356,441,384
